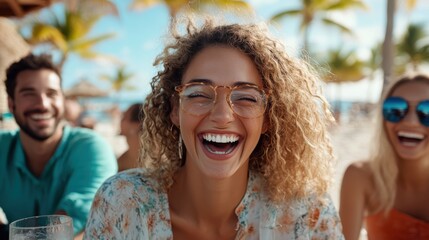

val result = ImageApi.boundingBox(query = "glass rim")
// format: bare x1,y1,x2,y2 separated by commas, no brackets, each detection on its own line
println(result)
175,82,269,97
176,84,268,118
384,96,429,105
9,215,73,230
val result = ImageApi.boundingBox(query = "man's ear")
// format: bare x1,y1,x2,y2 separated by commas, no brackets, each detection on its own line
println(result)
170,99,180,127
7,97,14,114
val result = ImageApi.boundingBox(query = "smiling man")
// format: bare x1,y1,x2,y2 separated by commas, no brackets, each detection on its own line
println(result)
0,54,117,239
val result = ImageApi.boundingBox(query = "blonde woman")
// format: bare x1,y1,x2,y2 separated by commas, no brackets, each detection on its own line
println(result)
84,18,343,239
340,74,429,239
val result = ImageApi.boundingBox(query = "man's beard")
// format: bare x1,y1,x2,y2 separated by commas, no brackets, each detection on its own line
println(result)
14,108,63,142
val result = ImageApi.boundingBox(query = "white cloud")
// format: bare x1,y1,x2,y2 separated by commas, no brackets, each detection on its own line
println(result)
355,25,384,48
248,0,282,7
326,10,358,30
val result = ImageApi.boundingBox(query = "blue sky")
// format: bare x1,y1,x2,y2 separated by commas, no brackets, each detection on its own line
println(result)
34,0,429,103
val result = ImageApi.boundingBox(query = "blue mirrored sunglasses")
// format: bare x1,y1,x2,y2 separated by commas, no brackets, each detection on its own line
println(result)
383,96,429,127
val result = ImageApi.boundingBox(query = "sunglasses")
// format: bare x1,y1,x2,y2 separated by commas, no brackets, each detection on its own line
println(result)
383,96,429,126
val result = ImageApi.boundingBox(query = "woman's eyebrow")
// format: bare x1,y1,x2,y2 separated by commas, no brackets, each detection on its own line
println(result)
188,78,212,84
187,79,259,87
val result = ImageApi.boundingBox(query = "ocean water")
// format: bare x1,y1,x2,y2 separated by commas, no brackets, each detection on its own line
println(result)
330,100,375,123
78,97,144,123
0,98,369,124
80,98,368,122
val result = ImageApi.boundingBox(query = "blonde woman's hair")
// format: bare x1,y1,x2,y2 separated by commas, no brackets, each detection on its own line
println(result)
369,73,429,213
141,18,335,202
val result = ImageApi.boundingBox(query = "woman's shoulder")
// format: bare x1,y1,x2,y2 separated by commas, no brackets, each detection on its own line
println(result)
342,160,374,186
265,193,343,237
346,160,372,172
97,168,165,200
86,169,171,239
340,160,375,209
264,192,338,220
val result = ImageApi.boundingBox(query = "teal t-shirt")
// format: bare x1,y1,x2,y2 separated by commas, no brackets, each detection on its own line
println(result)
0,125,118,234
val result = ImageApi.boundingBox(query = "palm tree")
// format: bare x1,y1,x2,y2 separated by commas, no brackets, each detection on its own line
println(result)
270,0,367,53
22,0,118,70
129,0,252,21
321,48,365,120
362,44,382,102
397,23,429,71
100,66,136,97
381,0,396,95
381,0,417,94
323,48,365,83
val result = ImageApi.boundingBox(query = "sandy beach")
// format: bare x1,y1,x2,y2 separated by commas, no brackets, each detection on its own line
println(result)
328,115,375,240
328,115,375,209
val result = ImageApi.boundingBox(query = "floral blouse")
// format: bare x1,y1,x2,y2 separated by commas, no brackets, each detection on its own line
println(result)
84,169,344,239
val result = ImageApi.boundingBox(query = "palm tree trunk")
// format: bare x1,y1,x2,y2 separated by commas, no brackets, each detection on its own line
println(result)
381,0,396,96
367,74,374,103
302,25,310,57
58,52,68,73
303,26,310,54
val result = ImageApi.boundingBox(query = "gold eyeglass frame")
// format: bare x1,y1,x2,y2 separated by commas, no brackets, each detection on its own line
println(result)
174,82,269,119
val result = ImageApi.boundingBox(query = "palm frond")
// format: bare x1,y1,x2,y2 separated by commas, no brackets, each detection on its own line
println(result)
129,0,163,10
70,33,115,51
325,0,368,11
321,17,352,34
30,23,68,51
269,9,302,23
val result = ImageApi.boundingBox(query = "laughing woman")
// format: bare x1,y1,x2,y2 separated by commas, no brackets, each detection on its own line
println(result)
84,18,343,239
340,74,429,239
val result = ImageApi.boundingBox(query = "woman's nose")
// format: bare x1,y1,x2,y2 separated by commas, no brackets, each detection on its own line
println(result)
209,93,235,125
402,107,421,125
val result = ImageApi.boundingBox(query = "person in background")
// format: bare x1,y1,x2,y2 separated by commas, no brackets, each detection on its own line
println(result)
64,98,83,127
84,18,343,239
340,74,429,239
117,103,143,172
0,53,117,240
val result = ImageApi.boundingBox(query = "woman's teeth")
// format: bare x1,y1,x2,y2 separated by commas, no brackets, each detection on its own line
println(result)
397,131,425,147
397,131,424,140
202,133,239,155
202,133,239,143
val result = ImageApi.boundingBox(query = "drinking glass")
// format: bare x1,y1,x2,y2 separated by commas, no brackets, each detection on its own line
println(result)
9,215,73,240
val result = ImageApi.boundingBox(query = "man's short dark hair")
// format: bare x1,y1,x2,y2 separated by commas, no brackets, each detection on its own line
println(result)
129,103,144,123
4,53,61,99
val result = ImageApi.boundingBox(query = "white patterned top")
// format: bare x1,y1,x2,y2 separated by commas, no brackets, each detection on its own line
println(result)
84,169,344,240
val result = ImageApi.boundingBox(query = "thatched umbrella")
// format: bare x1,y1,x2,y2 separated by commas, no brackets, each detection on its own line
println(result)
64,79,109,99
0,17,30,129
0,0,53,18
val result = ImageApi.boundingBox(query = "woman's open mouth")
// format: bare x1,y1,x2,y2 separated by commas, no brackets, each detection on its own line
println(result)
397,131,425,147
201,133,240,155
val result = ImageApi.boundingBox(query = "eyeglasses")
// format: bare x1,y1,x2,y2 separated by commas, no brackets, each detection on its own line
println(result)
175,82,268,119
383,96,429,126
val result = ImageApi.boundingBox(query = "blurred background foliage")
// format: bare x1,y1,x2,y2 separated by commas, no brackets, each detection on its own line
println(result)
1,0,429,103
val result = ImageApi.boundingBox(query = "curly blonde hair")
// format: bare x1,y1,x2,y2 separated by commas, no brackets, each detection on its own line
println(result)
370,74,429,213
141,18,334,202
